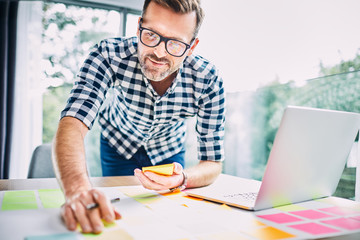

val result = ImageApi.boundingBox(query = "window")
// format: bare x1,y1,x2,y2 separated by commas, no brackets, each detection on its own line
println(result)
10,0,141,178
11,0,360,201
41,2,125,177
194,0,360,200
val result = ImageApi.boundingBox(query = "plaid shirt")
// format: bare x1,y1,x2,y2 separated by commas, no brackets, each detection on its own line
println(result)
61,37,225,165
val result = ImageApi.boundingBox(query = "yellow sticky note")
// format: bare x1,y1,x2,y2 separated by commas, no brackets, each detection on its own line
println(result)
142,163,174,176
246,226,296,240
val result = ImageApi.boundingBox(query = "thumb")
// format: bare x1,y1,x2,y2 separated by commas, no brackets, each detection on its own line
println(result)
173,162,183,175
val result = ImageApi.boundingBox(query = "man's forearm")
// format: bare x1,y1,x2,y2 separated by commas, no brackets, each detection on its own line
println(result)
52,117,91,197
185,160,222,188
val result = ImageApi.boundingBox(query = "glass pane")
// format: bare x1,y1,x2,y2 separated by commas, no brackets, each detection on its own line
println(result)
223,71,360,200
41,2,121,176
126,13,141,37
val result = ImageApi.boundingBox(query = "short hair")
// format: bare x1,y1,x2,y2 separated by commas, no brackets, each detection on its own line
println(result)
142,0,204,38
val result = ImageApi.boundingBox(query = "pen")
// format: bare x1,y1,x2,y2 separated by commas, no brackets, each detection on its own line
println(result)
86,197,121,210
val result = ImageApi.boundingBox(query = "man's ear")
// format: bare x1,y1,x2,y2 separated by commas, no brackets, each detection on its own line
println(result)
187,38,199,56
136,17,142,37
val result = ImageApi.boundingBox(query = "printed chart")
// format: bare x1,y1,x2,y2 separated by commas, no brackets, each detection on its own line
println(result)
1,186,360,240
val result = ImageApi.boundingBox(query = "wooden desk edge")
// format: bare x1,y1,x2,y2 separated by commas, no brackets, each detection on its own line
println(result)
0,176,141,191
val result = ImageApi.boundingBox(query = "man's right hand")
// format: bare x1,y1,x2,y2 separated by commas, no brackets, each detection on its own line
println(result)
61,188,121,233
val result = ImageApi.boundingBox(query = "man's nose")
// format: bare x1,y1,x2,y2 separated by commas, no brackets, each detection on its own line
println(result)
153,41,167,58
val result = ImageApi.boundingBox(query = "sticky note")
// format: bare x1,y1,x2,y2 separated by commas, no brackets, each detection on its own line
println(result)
83,228,133,240
1,190,38,210
289,222,339,235
2,190,36,203
38,189,65,208
133,194,161,204
289,209,333,220
257,213,302,224
319,206,358,216
318,197,360,210
274,204,306,212
25,232,81,240
77,220,117,234
245,226,296,240
142,163,174,176
322,218,360,230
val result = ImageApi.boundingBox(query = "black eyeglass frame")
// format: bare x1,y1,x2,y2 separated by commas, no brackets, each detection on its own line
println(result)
138,18,194,57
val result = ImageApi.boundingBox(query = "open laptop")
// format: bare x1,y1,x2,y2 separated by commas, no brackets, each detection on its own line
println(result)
186,106,360,211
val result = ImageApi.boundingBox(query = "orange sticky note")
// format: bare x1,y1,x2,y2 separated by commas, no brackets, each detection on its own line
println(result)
142,163,174,176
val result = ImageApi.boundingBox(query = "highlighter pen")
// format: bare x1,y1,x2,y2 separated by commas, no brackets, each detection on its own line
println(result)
86,197,120,210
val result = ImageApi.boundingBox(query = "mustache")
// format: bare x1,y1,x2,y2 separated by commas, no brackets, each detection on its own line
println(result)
146,54,170,64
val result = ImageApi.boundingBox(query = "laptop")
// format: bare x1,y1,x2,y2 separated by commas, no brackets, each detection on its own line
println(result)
186,106,360,211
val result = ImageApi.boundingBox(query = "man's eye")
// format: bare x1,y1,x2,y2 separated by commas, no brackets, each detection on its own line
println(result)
146,32,157,39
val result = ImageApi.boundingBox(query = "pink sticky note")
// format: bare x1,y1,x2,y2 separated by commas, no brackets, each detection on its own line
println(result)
351,215,360,222
319,206,357,216
257,213,302,224
290,209,333,220
322,218,360,230
289,222,339,235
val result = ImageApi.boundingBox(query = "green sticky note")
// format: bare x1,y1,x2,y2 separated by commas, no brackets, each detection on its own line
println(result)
38,189,65,208
83,228,133,240
2,202,38,210
1,190,38,210
2,190,36,203
275,204,307,212
133,193,161,204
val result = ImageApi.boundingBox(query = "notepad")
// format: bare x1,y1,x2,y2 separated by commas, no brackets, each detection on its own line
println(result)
142,163,174,176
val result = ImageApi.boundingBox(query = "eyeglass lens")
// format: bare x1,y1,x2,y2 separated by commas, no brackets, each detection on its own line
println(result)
140,29,187,57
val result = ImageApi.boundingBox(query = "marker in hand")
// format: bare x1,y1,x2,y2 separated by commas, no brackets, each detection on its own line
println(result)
86,197,120,210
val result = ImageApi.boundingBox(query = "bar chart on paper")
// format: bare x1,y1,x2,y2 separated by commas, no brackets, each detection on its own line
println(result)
1,187,360,239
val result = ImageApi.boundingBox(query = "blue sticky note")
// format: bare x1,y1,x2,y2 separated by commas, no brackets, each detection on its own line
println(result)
25,232,81,240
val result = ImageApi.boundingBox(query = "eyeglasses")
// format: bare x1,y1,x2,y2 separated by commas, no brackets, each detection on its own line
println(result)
138,18,193,57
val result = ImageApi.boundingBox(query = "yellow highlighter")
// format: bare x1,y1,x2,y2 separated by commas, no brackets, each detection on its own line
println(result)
142,163,175,176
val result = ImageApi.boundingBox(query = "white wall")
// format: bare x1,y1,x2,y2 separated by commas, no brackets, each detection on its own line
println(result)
196,0,360,92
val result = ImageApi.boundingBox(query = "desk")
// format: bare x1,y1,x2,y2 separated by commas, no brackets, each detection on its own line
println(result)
0,176,141,191
1,175,360,240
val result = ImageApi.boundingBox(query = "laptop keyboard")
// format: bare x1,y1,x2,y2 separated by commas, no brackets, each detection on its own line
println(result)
223,192,258,202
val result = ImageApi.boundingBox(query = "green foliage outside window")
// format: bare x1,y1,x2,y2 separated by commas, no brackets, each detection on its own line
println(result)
41,2,121,176
249,62,360,199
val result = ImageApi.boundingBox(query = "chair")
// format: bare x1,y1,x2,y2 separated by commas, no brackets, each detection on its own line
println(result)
27,143,56,178
356,140,360,202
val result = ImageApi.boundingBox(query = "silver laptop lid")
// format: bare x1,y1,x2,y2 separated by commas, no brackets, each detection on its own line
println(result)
254,106,360,210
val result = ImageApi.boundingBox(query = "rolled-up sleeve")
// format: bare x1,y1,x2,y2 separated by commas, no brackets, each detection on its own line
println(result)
196,74,226,162
61,42,115,129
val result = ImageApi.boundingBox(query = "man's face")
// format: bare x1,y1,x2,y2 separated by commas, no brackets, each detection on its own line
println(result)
137,2,199,82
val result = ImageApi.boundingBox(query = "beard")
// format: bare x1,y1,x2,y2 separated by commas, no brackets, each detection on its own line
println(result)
139,53,176,82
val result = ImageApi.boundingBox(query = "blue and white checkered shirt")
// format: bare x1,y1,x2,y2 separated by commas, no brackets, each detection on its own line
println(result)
61,37,225,165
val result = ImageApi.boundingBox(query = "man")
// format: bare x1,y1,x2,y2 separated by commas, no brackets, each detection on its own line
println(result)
53,0,225,234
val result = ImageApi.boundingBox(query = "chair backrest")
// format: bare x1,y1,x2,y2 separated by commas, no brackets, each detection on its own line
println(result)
27,143,55,178
356,140,360,202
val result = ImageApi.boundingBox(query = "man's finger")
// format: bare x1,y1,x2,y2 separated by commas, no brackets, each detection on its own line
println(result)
86,207,104,233
90,190,115,223
62,204,77,231
173,162,183,175
134,169,167,190
72,201,93,233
